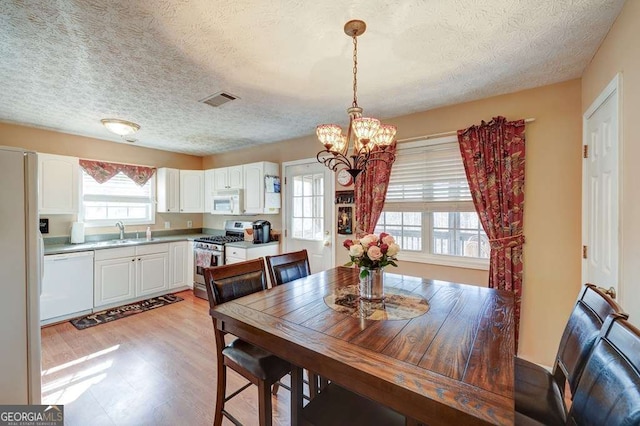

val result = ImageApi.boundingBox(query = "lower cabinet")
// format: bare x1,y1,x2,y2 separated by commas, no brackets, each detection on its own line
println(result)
225,244,279,265
94,244,169,308
169,241,188,289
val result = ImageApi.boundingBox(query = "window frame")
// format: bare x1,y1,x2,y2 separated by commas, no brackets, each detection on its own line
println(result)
79,170,156,228
381,136,489,270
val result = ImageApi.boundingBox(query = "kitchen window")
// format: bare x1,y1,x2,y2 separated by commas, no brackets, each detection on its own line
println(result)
80,170,155,226
375,136,489,269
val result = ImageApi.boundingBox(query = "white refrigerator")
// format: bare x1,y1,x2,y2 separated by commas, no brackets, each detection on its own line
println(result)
0,146,42,404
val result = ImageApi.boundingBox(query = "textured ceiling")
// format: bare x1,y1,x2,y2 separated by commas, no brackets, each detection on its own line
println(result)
0,0,625,155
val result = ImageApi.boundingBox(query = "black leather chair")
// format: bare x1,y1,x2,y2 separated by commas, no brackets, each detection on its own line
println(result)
567,315,640,425
515,284,627,425
265,249,311,287
204,258,291,426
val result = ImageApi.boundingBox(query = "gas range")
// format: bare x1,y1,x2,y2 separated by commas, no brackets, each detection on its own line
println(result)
193,220,253,250
194,235,244,245
192,220,253,300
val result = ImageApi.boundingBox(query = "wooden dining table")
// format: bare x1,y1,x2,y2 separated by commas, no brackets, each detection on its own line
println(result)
210,266,515,425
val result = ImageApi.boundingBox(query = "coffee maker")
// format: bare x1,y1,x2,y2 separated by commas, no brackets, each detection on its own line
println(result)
252,220,271,244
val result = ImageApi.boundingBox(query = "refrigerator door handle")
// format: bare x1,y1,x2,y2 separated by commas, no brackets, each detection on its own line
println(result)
38,231,44,295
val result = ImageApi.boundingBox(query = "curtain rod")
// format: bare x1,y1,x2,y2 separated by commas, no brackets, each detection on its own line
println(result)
397,118,536,143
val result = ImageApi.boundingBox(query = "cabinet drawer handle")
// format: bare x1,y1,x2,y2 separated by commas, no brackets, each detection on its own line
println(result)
131,259,135,262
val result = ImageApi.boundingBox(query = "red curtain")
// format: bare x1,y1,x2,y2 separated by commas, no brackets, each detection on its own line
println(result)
354,142,397,236
79,159,156,186
457,116,526,351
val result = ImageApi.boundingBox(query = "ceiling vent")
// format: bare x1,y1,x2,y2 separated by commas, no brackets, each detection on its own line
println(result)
200,91,239,108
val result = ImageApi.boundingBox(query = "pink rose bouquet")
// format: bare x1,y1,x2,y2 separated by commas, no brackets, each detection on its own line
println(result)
343,232,400,278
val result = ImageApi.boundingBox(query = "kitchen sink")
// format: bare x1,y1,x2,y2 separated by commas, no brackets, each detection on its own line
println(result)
94,239,137,246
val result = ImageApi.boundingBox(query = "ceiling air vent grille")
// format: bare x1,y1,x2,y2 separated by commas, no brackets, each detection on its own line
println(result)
200,91,239,107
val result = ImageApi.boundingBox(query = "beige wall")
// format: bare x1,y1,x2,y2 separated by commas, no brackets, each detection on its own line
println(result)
582,0,640,321
0,122,204,236
0,80,585,365
206,79,584,365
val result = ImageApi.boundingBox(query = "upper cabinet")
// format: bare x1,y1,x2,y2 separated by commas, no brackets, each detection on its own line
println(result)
213,166,243,191
156,168,180,213
179,170,204,213
38,153,79,214
158,168,205,213
243,161,280,215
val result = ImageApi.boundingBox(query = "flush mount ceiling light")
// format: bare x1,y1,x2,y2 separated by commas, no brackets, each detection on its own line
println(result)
316,20,396,179
100,118,140,136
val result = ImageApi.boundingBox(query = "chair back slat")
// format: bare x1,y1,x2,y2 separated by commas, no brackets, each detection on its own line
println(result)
265,250,311,286
554,284,628,394
567,316,640,426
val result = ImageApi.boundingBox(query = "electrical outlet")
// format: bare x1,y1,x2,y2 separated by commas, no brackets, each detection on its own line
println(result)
187,220,193,228
164,221,170,229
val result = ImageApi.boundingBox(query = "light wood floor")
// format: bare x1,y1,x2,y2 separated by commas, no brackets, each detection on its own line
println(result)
41,290,293,426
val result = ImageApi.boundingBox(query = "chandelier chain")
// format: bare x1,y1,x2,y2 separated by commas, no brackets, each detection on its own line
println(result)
352,35,358,108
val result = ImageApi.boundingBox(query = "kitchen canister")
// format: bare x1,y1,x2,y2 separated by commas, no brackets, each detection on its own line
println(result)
70,221,85,244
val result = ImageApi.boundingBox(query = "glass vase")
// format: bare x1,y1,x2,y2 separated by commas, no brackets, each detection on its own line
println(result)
359,267,385,301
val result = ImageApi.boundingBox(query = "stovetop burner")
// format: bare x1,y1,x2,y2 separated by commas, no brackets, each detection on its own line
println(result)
194,235,244,244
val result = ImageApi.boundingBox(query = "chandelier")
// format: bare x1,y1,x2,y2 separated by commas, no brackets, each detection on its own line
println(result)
316,20,396,179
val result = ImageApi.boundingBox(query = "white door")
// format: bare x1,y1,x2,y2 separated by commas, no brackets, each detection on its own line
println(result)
583,76,619,300
284,160,334,273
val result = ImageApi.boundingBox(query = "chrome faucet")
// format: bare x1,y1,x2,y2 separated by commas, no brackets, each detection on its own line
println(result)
115,221,125,240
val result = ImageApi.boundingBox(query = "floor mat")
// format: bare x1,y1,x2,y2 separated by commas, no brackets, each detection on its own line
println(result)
69,294,184,330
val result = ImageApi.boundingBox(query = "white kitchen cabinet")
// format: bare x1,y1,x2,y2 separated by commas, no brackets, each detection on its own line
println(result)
243,161,280,214
38,153,79,214
94,248,137,307
179,170,205,213
225,243,279,265
157,168,180,213
158,168,204,213
213,166,244,191
94,244,169,307
137,252,169,296
204,169,215,214
169,241,188,289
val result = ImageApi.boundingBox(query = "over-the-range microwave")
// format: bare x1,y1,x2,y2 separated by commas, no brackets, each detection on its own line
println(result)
211,189,243,215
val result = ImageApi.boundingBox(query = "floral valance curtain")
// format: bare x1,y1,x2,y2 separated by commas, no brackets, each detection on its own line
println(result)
79,159,156,186
354,141,398,236
457,116,526,351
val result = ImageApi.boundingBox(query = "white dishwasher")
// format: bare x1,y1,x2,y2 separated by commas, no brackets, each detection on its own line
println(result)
41,251,94,325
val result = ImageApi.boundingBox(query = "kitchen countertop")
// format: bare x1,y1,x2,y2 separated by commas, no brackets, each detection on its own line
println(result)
224,240,280,249
44,233,210,255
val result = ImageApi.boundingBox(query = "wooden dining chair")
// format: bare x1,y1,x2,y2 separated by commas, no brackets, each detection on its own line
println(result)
566,315,640,425
204,259,291,426
514,283,628,426
265,249,311,288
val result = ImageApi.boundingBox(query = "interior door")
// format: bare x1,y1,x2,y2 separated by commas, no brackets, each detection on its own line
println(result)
583,78,619,300
284,161,334,273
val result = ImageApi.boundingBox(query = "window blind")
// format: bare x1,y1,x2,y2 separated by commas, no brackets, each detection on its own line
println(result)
386,141,471,203
82,171,152,202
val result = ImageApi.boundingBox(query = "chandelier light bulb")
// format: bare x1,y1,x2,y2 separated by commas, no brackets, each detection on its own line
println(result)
372,124,397,146
352,117,381,142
